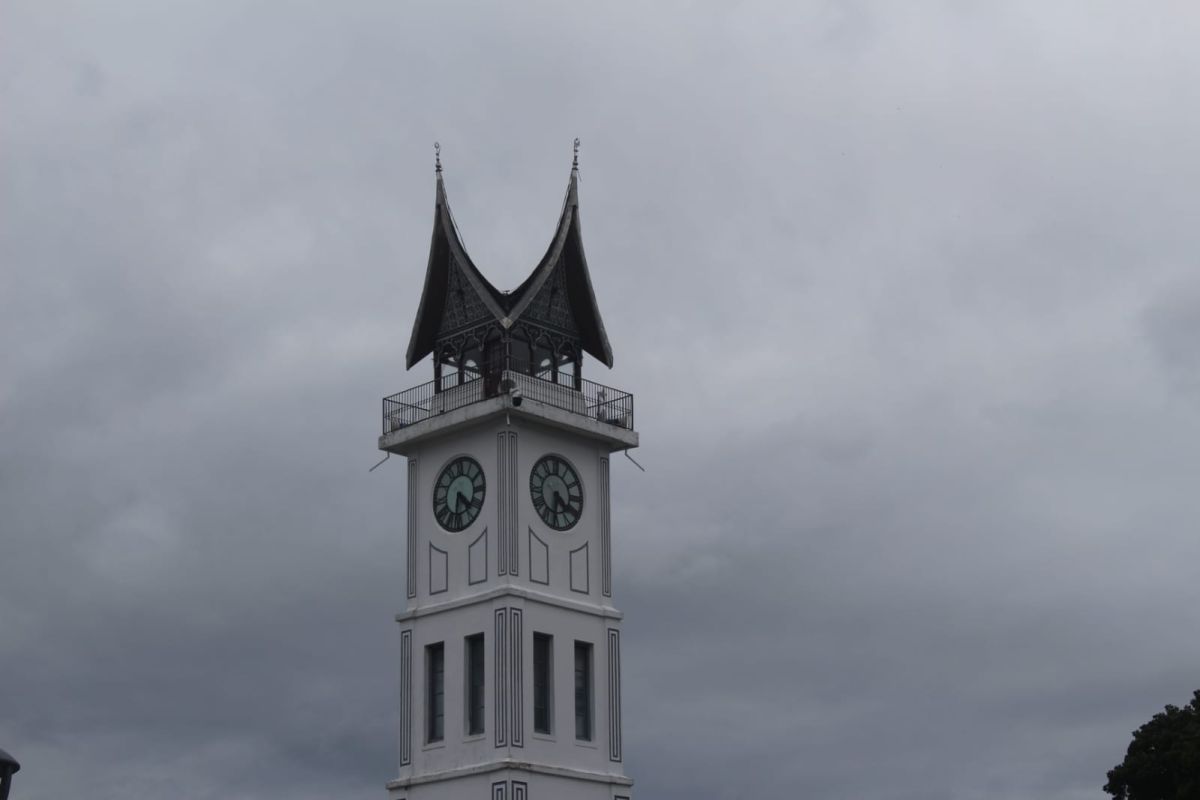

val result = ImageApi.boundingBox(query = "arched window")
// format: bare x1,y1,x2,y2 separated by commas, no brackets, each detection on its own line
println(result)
448,345,467,389
453,336,480,383
557,344,578,388
435,344,460,392
511,331,532,374
533,337,555,380
483,331,505,398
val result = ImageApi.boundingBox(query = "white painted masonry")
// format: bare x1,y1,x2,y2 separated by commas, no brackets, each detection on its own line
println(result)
380,396,636,800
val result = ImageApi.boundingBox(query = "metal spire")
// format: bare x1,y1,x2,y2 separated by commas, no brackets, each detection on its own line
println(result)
434,141,442,175
572,138,580,172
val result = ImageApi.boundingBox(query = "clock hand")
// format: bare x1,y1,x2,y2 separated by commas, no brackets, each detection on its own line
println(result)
553,491,568,512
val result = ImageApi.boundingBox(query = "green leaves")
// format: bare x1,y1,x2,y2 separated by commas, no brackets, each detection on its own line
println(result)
1104,690,1200,800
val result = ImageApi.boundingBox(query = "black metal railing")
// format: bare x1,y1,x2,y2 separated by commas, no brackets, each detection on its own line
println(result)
382,364,633,435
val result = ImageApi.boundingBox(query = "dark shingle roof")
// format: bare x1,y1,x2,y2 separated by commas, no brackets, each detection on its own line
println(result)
404,167,613,369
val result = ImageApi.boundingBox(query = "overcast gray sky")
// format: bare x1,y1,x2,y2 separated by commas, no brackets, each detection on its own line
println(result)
3,2,1200,798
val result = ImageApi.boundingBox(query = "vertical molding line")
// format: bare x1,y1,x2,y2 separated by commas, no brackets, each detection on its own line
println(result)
494,607,508,747
607,627,622,762
491,780,507,800
510,607,524,747
511,780,528,800
600,455,611,597
496,434,508,576
407,459,418,598
507,431,519,575
399,628,412,766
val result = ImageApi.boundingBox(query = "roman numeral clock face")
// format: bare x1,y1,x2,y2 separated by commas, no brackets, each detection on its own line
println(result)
530,454,583,531
433,456,485,532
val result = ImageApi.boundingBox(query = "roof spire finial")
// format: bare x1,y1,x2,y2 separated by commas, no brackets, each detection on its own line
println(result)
434,141,442,175
572,138,580,172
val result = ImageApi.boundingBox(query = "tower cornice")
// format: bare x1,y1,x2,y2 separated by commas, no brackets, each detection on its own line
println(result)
395,584,624,624
386,758,634,791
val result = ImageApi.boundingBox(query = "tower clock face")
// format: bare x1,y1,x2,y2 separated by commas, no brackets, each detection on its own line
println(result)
433,456,485,532
529,454,583,531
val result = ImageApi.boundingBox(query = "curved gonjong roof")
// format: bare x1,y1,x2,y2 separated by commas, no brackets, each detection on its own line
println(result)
404,166,614,369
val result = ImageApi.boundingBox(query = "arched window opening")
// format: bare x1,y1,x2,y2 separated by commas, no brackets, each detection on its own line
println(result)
435,345,460,392
557,345,580,389
510,332,532,374
533,338,555,381
458,337,482,383
446,344,477,390
483,331,505,398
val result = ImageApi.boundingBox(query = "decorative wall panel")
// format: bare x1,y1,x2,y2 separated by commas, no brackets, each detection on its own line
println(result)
608,627,622,762
496,432,519,576
600,456,611,597
469,528,489,585
407,459,418,598
507,434,518,574
528,528,549,585
429,544,448,595
490,780,527,800
399,628,412,766
494,608,508,747
570,542,589,594
510,608,524,747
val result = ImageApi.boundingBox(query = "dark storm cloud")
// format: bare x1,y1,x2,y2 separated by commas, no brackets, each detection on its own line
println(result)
3,2,1200,799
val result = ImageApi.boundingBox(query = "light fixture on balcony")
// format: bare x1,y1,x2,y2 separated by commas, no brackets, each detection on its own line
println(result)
498,376,523,407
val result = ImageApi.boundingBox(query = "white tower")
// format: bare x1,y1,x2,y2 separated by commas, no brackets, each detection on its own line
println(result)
379,149,636,800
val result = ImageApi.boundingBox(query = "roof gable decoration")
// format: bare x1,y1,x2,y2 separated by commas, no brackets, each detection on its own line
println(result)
520,259,579,338
404,145,614,369
439,252,495,335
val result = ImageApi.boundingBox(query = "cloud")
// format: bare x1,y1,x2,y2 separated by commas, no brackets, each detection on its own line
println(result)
3,2,1200,799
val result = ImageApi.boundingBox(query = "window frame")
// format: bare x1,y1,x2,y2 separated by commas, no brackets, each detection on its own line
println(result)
425,642,445,744
464,633,485,737
574,640,593,741
533,632,554,735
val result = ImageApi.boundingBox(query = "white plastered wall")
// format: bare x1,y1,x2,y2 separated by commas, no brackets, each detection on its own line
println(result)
391,412,631,800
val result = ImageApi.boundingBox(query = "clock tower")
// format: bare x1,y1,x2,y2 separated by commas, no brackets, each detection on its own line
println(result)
378,147,636,800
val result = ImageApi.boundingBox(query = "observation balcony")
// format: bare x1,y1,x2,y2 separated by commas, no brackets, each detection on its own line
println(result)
379,364,636,454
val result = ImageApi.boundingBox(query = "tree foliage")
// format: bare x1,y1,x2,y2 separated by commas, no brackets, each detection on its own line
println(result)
1104,689,1200,800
